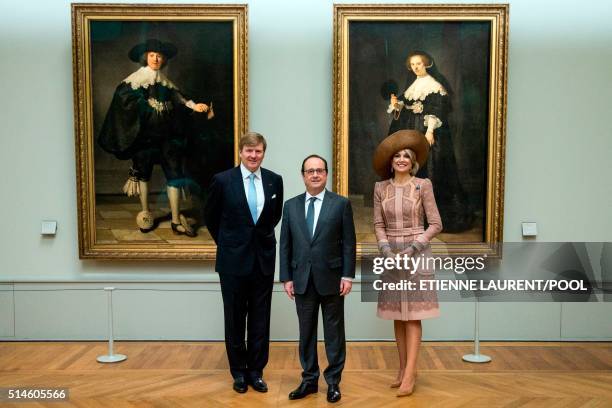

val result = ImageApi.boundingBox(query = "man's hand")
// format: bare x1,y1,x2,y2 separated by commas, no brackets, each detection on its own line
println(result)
193,103,209,113
283,281,295,300
340,279,352,296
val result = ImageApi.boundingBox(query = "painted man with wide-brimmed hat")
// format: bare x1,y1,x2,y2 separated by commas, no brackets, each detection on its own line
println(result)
98,38,213,236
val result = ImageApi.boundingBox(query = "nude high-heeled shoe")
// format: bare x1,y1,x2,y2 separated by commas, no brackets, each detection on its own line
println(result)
391,371,417,388
396,377,415,397
390,367,405,388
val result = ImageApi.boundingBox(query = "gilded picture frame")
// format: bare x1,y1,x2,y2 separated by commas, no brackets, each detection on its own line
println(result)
72,4,248,259
333,4,508,258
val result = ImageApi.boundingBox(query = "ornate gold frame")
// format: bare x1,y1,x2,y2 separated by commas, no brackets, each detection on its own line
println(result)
333,4,508,258
72,4,248,260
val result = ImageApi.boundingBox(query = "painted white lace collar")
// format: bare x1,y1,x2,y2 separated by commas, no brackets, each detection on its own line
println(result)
404,74,447,101
123,66,177,90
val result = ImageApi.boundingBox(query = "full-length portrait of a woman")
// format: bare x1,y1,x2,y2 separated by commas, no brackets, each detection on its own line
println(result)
387,51,473,232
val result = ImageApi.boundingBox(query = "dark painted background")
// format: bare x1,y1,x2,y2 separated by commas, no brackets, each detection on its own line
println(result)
348,21,491,238
90,21,235,203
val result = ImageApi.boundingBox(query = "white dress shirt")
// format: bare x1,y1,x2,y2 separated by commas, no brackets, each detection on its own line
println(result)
240,163,264,221
304,189,352,282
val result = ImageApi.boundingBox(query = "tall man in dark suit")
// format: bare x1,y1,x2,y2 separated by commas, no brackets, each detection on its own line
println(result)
279,154,356,403
204,132,283,394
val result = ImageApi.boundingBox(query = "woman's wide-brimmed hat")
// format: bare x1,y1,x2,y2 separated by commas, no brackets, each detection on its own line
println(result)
372,129,429,179
128,39,177,62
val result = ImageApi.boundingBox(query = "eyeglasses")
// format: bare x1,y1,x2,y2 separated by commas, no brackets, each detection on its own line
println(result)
303,168,327,175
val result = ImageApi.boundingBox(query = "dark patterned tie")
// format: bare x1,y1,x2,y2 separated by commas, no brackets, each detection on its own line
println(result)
306,197,316,237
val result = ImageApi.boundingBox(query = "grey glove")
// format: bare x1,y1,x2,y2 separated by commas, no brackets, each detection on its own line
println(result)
380,244,395,259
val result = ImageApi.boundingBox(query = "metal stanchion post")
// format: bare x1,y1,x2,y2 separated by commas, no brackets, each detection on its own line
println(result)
462,299,491,363
97,287,127,363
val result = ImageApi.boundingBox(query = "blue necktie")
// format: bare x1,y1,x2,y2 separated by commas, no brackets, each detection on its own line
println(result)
247,173,258,223
306,197,316,237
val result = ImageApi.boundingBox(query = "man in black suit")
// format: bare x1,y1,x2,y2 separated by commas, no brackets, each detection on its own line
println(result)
279,154,356,403
204,132,283,394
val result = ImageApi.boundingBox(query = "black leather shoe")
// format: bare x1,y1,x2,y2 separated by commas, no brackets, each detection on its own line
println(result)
171,215,197,237
288,381,318,400
249,376,268,393
233,376,248,393
327,384,341,403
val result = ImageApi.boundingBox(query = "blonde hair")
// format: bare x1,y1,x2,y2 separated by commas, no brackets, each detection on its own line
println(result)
392,148,420,176
239,132,267,151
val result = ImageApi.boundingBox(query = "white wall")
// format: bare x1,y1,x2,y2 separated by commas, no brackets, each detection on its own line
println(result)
0,0,610,340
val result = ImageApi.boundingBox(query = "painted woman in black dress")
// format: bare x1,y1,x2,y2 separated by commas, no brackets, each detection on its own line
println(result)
387,51,472,232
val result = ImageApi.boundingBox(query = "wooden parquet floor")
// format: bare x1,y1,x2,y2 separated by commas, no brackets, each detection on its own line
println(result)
0,341,610,407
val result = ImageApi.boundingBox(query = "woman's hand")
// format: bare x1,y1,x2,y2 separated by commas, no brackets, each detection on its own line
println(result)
398,246,415,257
425,130,435,146
382,246,395,259
193,103,209,113
390,93,398,109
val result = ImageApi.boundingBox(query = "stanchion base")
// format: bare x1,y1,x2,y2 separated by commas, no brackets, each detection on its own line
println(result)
462,354,491,363
97,354,127,363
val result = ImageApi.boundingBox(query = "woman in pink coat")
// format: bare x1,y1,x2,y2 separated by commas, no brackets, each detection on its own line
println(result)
372,129,442,397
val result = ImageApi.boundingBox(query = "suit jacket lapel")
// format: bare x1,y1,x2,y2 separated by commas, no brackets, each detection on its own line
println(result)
296,193,311,242
230,166,254,225
312,190,333,243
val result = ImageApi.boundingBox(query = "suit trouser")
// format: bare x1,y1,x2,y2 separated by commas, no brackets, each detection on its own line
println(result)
295,276,346,385
219,263,274,379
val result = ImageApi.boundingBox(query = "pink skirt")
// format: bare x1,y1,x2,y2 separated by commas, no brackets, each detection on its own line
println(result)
376,234,439,321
